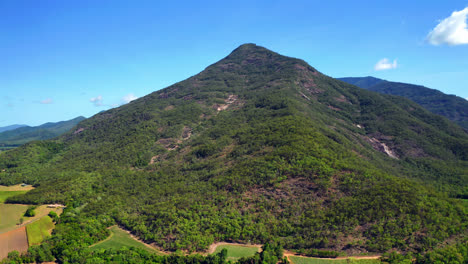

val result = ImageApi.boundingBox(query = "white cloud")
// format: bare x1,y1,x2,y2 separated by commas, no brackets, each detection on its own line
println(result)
90,95,104,106
121,93,138,104
427,7,468,46
374,58,398,71
40,98,53,104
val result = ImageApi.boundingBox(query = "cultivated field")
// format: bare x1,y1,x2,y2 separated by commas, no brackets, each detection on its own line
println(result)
0,226,28,260
0,184,34,192
0,204,29,233
289,256,381,264
213,244,260,261
0,191,28,203
26,216,54,246
90,226,161,254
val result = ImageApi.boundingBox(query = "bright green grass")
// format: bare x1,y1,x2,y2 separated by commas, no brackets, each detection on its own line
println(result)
90,226,161,254
213,244,259,261
0,191,28,203
289,256,381,264
0,203,28,233
26,215,54,246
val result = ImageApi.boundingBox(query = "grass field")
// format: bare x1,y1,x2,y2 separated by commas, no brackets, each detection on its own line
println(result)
289,256,381,264
26,216,54,246
0,204,28,233
90,226,161,254
0,184,34,192
213,244,260,261
0,191,28,203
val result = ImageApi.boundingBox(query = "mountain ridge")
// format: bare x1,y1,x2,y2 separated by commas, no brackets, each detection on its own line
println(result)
0,44,466,259
338,76,468,129
0,116,86,148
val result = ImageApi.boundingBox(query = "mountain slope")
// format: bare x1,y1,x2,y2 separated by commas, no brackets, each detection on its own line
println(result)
339,77,468,130
337,76,385,89
0,44,466,257
0,116,86,147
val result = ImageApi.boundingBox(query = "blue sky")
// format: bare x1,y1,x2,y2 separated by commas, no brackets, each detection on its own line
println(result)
1,0,467,126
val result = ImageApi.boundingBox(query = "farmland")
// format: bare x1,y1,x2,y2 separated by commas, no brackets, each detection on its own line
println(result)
0,204,28,233
288,256,381,264
0,226,28,260
26,215,54,246
90,226,162,254
212,244,260,261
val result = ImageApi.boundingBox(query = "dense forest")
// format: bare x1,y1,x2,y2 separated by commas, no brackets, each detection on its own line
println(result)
339,76,468,130
0,44,467,263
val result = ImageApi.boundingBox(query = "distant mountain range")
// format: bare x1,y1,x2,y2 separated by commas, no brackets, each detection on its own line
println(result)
0,116,86,148
338,76,468,129
0,124,27,133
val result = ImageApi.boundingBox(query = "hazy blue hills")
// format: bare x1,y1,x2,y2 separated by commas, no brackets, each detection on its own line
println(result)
0,44,466,262
339,76,468,129
0,116,85,147
0,124,27,133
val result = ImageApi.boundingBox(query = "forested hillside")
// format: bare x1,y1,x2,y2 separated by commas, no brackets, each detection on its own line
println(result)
339,77,468,130
0,44,466,262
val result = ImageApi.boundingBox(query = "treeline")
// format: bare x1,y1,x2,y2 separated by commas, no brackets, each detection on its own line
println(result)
1,207,287,264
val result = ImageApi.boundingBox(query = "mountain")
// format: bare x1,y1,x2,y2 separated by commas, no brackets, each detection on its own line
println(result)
0,44,466,261
339,77,468,130
0,116,86,147
337,76,385,89
0,124,27,133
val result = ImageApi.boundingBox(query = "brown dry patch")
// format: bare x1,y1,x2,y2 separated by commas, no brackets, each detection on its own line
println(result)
364,136,399,159
334,95,351,104
73,127,85,134
156,138,181,151
0,184,34,192
0,226,28,260
181,126,192,140
213,94,240,112
164,105,174,111
328,105,341,111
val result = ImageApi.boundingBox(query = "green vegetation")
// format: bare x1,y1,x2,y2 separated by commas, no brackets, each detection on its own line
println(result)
339,77,468,129
0,190,27,203
23,205,36,217
0,44,466,262
90,226,161,254
214,244,259,261
26,216,54,246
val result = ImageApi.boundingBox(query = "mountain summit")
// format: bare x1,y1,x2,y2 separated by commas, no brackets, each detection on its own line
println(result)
0,44,466,257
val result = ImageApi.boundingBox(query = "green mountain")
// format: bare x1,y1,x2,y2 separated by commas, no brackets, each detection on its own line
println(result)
337,76,385,89
339,77,468,130
0,116,86,148
0,44,466,261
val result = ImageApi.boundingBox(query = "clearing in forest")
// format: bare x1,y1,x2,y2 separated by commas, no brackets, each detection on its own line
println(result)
0,204,29,233
212,244,261,261
26,215,54,246
90,226,162,254
288,255,381,264
0,191,28,203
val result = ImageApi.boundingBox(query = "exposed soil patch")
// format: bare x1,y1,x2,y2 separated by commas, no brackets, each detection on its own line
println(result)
0,226,28,260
